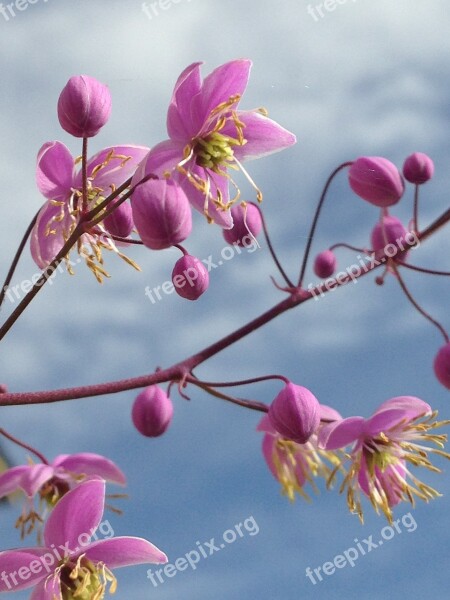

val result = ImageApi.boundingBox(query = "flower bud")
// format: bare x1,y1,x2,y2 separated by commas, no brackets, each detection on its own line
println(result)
370,215,409,260
433,343,450,389
222,203,262,246
172,254,209,300
348,156,404,207
313,250,336,278
131,179,192,249
132,386,173,437
268,382,321,444
57,75,112,138
104,201,134,238
402,152,434,184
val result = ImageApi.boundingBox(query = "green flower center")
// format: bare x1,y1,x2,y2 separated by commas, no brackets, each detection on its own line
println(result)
194,131,240,173
59,555,116,600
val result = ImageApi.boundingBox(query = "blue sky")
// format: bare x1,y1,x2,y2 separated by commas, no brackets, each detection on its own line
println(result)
0,0,449,598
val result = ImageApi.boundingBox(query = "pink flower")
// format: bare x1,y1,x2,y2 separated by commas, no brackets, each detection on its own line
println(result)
402,152,434,184
132,386,174,437
171,255,209,300
31,141,149,281
319,396,450,522
133,60,296,228
433,342,450,389
257,407,342,502
313,250,336,279
268,383,321,444
0,453,125,538
0,479,167,598
222,202,262,246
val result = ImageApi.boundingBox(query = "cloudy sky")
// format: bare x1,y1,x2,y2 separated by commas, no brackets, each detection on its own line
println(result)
0,1,449,598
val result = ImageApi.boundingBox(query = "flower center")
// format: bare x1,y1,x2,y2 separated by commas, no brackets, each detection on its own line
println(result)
39,476,71,508
58,555,116,600
194,131,240,173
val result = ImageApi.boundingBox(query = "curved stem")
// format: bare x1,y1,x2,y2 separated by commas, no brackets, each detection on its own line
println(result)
0,428,49,464
256,202,294,287
391,263,449,343
397,262,450,276
0,209,39,309
297,162,352,287
329,242,370,254
189,381,269,413
188,373,290,388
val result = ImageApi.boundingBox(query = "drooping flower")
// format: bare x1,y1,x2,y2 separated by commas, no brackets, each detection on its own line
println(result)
57,75,112,138
319,396,450,523
132,386,174,437
31,141,149,281
0,453,125,538
133,59,296,228
171,254,209,300
257,407,343,502
268,382,321,444
0,479,167,598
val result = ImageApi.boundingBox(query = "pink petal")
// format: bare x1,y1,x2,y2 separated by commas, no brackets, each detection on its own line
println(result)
358,455,406,507
191,59,252,132
134,139,183,182
374,396,431,419
256,414,276,434
36,141,74,201
44,479,105,549
0,465,30,497
319,404,342,422
30,577,61,600
74,145,150,191
365,397,431,436
53,453,126,485
181,166,233,228
82,537,167,568
30,201,73,269
227,111,297,161
319,416,365,450
0,549,49,592
19,464,55,498
261,434,278,479
167,62,203,141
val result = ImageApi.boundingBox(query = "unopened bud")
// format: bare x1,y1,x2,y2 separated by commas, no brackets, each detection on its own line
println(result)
348,156,404,207
433,343,450,390
172,255,209,300
313,250,336,278
104,201,134,238
57,75,112,138
268,382,321,444
222,203,262,246
403,152,434,184
370,215,409,260
132,386,174,437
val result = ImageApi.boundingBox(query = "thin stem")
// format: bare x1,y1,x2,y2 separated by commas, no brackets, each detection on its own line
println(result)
110,235,144,246
297,162,353,287
0,222,85,341
391,263,449,343
188,374,290,388
397,262,450,276
0,209,39,308
0,209,446,407
413,184,419,232
189,381,269,413
81,138,88,213
329,242,370,254
0,428,49,464
257,203,294,287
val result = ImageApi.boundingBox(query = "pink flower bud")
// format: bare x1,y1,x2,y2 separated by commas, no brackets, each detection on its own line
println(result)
131,179,192,249
433,343,450,389
268,382,321,444
370,215,409,260
348,156,405,207
172,255,209,300
313,250,336,278
402,152,434,184
104,201,134,238
222,203,262,246
57,75,112,138
132,385,174,437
